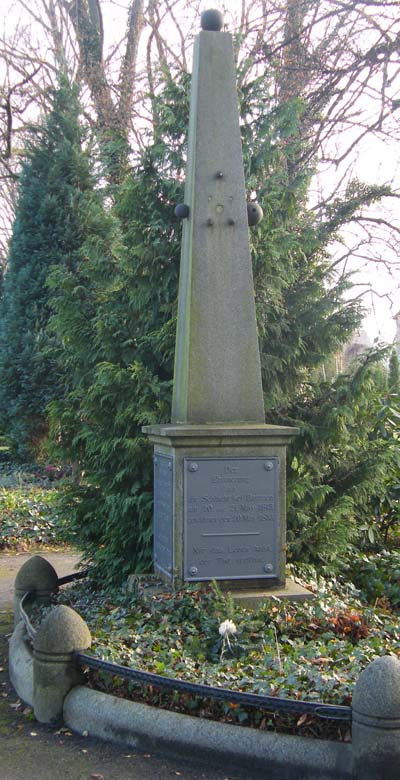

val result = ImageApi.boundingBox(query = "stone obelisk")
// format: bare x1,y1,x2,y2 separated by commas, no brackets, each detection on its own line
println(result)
171,17,264,425
143,10,298,595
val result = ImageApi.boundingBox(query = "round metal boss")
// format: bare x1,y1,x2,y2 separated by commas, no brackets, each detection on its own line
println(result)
174,203,190,219
247,201,264,226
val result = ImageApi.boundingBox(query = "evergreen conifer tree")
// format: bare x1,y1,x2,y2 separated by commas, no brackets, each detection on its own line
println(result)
48,72,395,582
283,348,400,567
388,348,400,391
47,127,183,583
0,79,96,458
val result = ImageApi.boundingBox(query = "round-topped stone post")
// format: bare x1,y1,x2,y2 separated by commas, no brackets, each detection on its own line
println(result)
352,655,400,779
14,555,59,626
33,605,91,723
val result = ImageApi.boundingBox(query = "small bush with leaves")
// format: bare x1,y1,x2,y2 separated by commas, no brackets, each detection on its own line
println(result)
346,551,400,609
0,485,70,550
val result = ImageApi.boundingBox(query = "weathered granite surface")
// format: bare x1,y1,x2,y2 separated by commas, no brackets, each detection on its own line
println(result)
352,655,400,780
144,17,298,592
172,29,265,424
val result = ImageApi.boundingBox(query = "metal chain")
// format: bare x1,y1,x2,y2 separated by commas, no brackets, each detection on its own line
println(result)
58,570,90,586
17,569,89,641
19,591,37,641
75,652,352,722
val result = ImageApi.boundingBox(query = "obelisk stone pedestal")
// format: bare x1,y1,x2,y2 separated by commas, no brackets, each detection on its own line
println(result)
144,423,296,590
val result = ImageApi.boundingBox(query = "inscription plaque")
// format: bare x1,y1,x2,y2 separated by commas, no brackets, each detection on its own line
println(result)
154,454,174,577
184,457,278,581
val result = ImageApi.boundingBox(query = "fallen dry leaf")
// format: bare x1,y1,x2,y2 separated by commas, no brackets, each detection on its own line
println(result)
297,714,309,727
311,657,330,665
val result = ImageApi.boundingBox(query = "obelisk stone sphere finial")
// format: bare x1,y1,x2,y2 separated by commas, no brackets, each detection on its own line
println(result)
200,9,223,31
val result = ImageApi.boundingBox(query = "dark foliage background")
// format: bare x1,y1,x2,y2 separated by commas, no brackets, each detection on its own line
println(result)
0,21,398,584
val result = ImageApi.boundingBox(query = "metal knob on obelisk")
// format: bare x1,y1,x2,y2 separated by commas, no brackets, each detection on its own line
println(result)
247,201,264,226
174,203,190,219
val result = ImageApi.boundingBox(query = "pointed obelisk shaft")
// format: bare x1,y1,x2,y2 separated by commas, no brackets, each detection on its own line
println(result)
171,29,265,425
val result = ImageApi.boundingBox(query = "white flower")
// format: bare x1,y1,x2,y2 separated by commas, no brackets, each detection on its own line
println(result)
219,619,237,638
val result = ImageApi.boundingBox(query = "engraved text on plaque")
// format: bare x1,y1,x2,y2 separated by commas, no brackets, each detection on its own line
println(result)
184,457,278,581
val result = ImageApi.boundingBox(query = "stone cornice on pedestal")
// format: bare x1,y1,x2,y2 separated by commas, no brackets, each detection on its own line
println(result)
143,423,299,447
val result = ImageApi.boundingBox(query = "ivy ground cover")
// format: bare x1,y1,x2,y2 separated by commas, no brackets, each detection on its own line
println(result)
0,461,71,550
56,566,400,741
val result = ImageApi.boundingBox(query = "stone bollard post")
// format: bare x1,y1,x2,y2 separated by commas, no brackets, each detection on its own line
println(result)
352,655,400,779
14,555,59,627
33,604,91,723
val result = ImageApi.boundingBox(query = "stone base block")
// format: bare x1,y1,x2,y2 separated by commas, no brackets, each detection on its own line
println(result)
223,577,315,608
134,576,314,611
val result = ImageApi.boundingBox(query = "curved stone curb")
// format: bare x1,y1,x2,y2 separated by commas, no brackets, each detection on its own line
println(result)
9,621,34,706
10,620,351,778
8,555,400,779
64,686,352,780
